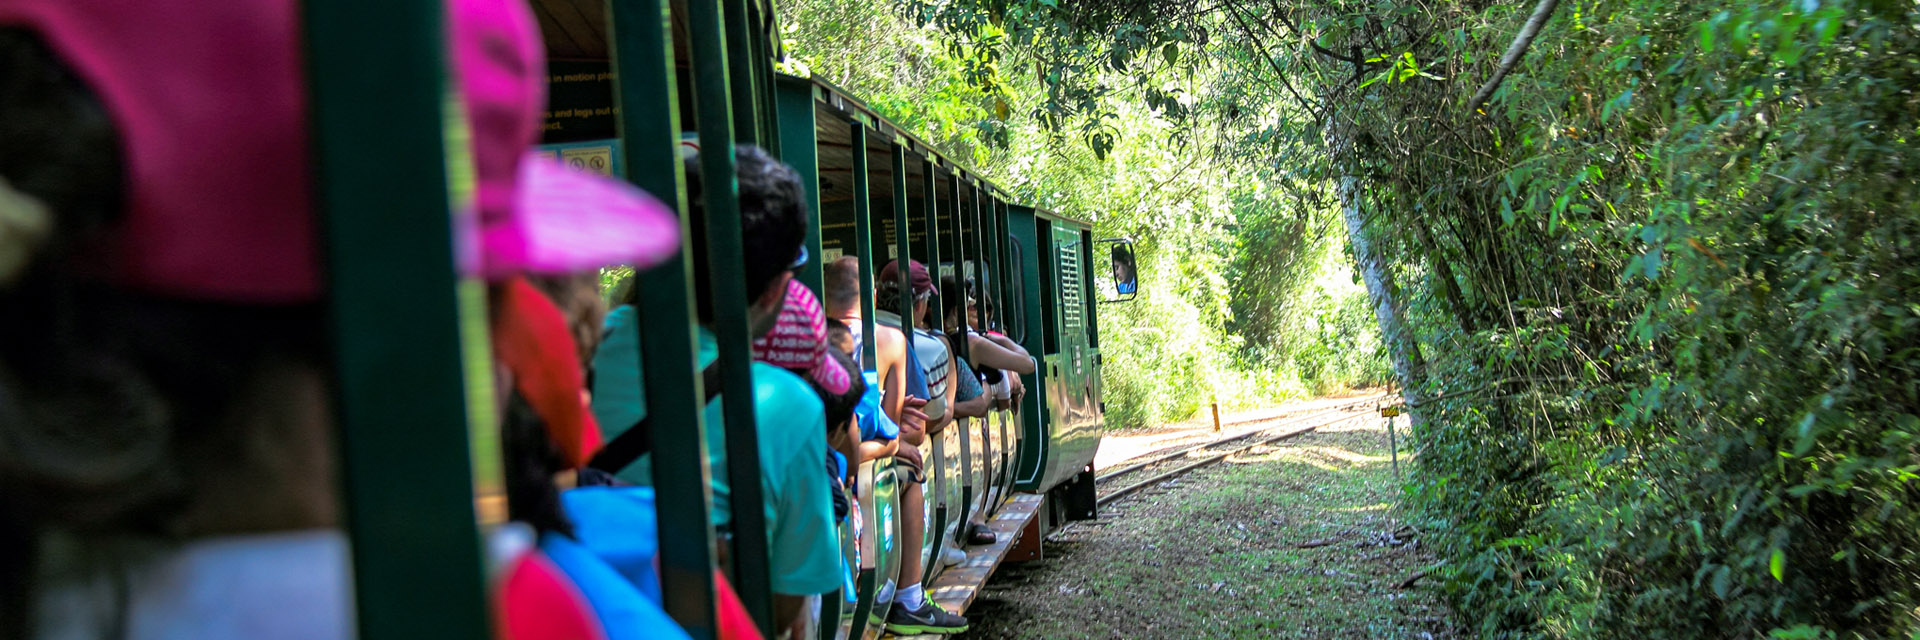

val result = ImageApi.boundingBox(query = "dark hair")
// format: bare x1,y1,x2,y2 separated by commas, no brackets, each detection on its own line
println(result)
939,275,968,325
876,278,905,321
813,349,865,432
500,391,574,537
822,256,862,315
686,145,808,324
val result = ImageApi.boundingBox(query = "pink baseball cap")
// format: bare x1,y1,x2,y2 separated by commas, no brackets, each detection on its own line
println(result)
752,279,852,394
0,0,679,304
0,0,319,301
451,0,680,278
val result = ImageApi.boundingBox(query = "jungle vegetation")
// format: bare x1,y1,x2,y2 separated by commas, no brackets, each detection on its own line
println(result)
780,0,1920,637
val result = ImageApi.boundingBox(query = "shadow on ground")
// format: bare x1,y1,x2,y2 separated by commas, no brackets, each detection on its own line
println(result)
957,418,1455,640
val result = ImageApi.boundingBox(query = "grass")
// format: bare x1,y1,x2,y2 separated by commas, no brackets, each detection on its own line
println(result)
958,417,1453,639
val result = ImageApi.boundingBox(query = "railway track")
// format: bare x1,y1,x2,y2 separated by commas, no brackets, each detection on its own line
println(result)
1093,396,1383,508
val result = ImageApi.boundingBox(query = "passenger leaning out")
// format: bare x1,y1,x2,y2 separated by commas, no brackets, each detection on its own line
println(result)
589,144,841,634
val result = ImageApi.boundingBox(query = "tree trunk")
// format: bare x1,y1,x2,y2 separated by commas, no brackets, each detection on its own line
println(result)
1338,174,1428,426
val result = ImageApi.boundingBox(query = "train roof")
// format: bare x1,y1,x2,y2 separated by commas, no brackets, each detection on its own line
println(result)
531,0,783,61
783,73,1025,207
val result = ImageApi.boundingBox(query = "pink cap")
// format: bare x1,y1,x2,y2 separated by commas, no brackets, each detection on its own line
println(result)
752,280,852,395
0,0,318,301
450,0,680,278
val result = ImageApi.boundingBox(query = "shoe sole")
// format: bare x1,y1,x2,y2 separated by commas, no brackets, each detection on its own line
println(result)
885,622,971,635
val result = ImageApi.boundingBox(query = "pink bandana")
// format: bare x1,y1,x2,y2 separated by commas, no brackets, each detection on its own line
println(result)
752,280,852,394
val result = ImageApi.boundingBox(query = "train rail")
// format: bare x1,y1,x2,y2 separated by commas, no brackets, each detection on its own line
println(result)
1093,397,1383,508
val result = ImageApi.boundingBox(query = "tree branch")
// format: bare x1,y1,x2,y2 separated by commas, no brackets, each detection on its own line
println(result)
1466,0,1564,113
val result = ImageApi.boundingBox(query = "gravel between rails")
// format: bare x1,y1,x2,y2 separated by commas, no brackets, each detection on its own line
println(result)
956,417,1456,640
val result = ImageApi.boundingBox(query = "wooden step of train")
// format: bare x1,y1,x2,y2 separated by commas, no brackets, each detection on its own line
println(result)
891,492,1044,640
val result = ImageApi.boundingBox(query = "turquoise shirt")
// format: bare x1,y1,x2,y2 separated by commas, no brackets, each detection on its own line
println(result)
589,306,842,596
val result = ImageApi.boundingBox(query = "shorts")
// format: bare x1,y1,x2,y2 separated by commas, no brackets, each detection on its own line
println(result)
895,454,927,485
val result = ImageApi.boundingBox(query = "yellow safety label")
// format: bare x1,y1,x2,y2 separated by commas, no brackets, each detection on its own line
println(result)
561,145,615,176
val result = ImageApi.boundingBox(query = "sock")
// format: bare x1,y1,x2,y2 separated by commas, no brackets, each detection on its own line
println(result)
898,584,926,610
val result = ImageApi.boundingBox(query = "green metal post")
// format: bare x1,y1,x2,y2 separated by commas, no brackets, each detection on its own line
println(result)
775,80,824,293
608,0,720,635
942,172,966,358
891,144,912,325
305,2,493,638
850,125,877,370
685,0,775,633
722,0,758,144
998,196,1013,334
922,158,941,335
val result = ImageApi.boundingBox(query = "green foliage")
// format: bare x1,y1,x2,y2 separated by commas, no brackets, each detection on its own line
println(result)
781,0,1385,429
901,0,1920,636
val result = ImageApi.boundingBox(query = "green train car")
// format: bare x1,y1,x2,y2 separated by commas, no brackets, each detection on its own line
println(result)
23,0,1144,639
773,76,1135,639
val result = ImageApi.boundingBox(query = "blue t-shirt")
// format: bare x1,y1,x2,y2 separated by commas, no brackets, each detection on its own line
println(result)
540,533,691,640
589,306,843,597
855,370,900,442
562,487,665,603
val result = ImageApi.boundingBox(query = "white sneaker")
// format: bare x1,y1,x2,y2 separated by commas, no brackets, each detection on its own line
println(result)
940,546,966,567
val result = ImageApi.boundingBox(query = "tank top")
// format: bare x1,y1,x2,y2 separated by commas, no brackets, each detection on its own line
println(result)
874,311,950,420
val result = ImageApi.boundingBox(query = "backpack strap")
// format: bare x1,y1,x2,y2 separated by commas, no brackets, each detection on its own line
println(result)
587,361,725,475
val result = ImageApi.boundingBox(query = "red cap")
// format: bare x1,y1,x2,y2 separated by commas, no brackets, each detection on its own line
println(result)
878,259,934,296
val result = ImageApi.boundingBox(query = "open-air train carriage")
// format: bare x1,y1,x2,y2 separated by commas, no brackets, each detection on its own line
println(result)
307,0,1133,637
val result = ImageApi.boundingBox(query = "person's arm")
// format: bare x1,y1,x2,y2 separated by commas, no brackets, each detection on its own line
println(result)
775,595,807,635
859,438,899,462
952,392,992,419
986,331,1029,358
831,421,859,472
897,395,928,446
967,333,1036,374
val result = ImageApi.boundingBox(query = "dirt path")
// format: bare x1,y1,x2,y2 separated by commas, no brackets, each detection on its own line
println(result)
1092,391,1388,471
959,416,1454,639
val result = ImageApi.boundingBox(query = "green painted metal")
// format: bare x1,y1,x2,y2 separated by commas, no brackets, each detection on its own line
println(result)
1080,228,1105,428
849,124,877,371
775,78,824,293
853,457,902,638
607,0,720,634
890,144,911,326
721,0,758,144
683,0,773,632
1007,207,1047,493
1006,208,1104,493
305,2,493,638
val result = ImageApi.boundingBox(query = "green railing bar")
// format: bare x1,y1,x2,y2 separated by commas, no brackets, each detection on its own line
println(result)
922,158,941,335
608,0,721,634
684,0,775,633
306,1,492,638
850,124,878,371
775,79,824,293
754,33,780,156
943,171,967,361
992,196,1012,336
722,0,758,145
891,144,912,325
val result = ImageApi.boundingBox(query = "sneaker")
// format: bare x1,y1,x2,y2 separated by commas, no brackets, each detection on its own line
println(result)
966,523,997,546
941,546,966,567
885,600,969,635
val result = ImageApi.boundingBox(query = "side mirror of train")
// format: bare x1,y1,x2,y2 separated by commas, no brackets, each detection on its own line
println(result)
1099,238,1140,303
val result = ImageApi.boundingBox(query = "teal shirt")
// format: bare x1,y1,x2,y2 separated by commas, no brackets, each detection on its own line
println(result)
589,306,841,596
